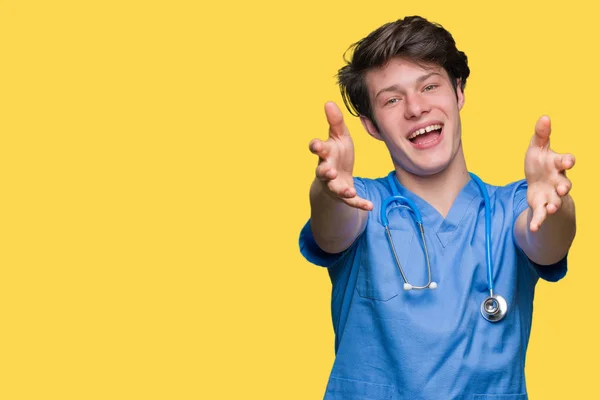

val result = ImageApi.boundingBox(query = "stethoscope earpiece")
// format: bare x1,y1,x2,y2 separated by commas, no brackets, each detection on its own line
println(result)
403,282,437,291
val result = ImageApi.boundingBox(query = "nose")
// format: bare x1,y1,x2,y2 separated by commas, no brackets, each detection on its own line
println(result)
404,93,430,119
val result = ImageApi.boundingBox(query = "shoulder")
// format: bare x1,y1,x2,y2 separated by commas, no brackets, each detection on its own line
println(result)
353,175,392,198
353,175,395,225
491,178,528,196
475,177,528,216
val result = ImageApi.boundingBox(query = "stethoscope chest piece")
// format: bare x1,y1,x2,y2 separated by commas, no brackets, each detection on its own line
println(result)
480,294,507,322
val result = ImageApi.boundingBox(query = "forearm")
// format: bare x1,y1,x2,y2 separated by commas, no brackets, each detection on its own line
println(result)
515,194,576,265
309,178,368,254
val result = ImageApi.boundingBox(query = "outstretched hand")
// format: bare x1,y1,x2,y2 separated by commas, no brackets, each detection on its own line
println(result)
524,116,575,232
309,102,373,211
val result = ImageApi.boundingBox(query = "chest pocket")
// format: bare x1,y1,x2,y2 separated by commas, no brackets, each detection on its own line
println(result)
356,221,417,301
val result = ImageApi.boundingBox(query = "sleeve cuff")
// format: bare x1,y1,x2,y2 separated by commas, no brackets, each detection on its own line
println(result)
298,220,349,268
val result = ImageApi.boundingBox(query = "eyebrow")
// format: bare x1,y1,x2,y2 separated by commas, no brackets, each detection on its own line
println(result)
374,72,442,99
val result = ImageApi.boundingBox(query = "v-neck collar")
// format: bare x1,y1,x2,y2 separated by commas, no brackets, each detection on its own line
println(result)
386,171,482,248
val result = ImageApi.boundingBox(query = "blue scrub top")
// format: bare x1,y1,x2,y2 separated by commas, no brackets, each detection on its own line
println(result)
299,173,567,400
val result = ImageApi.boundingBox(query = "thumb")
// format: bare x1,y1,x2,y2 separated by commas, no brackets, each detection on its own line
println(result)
325,102,350,139
530,115,551,149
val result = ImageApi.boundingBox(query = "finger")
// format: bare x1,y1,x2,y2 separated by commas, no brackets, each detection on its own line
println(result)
556,178,572,197
528,190,548,231
309,138,333,159
309,138,322,155
553,153,575,171
324,101,349,139
316,163,337,181
342,195,374,211
530,203,548,232
530,115,551,149
327,179,373,210
545,190,562,215
328,179,356,198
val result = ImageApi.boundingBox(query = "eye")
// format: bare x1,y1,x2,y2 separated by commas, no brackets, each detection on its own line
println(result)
423,84,437,92
386,98,400,105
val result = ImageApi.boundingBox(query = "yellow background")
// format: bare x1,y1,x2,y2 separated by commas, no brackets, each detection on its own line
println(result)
1,0,597,398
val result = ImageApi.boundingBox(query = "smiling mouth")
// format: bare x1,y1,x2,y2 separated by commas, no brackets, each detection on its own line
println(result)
408,124,443,145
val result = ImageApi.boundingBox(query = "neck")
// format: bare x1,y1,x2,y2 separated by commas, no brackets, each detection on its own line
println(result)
394,148,470,218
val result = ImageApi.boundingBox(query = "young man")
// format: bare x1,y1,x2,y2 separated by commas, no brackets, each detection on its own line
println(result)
299,16,576,399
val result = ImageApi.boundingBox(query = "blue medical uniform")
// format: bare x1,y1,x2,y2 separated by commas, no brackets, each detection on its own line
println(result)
299,173,567,400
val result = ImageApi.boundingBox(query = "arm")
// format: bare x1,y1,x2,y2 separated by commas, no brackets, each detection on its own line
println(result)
515,194,575,265
514,115,576,265
309,179,368,253
308,102,373,254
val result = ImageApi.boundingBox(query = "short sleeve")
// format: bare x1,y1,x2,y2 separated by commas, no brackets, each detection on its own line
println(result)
513,180,568,282
298,178,367,268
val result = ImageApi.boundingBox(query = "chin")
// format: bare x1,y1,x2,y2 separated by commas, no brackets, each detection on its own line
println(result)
393,144,459,177
410,156,453,176
415,165,449,177
396,161,448,178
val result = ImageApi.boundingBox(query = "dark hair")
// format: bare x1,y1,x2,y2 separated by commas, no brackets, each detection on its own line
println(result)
337,16,470,124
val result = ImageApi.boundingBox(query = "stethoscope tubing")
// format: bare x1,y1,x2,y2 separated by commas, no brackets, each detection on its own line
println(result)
468,172,495,295
382,171,506,322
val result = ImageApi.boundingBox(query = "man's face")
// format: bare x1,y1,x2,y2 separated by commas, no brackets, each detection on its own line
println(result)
361,57,465,177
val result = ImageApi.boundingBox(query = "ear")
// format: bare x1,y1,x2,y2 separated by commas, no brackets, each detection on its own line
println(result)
456,79,465,110
360,115,384,141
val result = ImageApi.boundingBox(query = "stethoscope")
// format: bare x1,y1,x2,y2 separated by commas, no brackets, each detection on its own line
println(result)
381,171,507,322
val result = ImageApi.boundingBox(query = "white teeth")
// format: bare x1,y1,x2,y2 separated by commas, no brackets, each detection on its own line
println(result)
408,124,442,139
